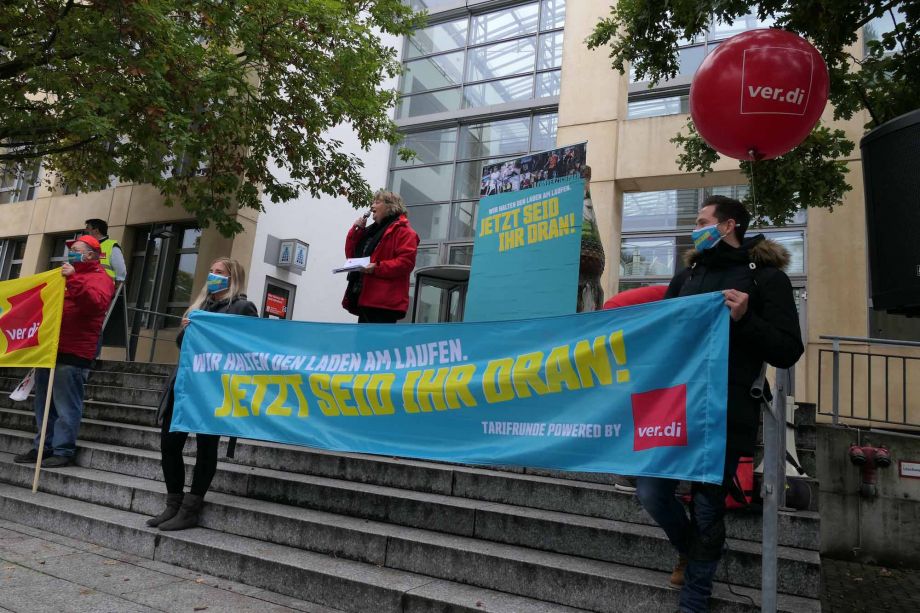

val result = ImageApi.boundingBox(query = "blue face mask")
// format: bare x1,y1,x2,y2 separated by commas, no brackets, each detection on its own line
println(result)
206,273,230,294
691,224,725,252
66,251,87,264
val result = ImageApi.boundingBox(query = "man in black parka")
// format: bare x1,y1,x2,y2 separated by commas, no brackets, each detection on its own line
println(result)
635,195,804,613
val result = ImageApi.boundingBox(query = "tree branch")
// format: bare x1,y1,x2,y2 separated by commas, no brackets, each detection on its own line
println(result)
0,136,99,161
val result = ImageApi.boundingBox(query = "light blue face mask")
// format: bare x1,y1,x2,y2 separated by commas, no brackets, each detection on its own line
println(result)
206,273,230,294
691,224,725,252
66,251,87,264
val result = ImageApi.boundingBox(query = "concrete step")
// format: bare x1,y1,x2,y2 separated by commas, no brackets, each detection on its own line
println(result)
0,394,160,427
0,409,820,552
0,431,820,597
0,375,163,408
95,360,176,376
0,481,819,612
0,483,594,613
86,369,170,390
0,447,820,599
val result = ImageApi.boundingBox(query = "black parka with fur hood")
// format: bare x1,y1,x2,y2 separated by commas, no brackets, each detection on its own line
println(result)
665,234,804,456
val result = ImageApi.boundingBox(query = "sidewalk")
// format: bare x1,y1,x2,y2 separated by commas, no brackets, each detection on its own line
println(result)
0,518,342,613
822,557,920,613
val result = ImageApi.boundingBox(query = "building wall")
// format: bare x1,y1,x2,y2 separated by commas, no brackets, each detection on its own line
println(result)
0,178,257,363
244,34,401,324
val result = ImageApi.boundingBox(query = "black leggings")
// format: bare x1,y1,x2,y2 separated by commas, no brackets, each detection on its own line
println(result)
160,404,220,496
358,306,403,323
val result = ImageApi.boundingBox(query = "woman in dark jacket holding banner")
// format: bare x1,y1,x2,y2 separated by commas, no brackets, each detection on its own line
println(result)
147,257,257,531
342,190,419,323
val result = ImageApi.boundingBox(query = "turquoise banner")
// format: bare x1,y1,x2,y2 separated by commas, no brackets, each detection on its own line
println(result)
465,178,583,322
172,293,730,483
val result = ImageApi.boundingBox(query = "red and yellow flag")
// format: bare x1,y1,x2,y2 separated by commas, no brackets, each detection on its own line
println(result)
0,269,66,368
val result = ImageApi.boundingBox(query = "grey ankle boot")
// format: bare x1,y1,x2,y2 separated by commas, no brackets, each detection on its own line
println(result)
146,493,184,527
158,494,204,531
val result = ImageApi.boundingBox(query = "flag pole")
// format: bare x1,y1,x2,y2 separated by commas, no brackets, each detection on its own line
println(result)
32,367,55,493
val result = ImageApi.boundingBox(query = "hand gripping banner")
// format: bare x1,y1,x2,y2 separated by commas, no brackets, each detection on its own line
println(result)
173,292,730,483
0,270,66,368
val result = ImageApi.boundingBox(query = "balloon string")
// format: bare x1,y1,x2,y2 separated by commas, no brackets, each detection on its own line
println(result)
747,149,757,221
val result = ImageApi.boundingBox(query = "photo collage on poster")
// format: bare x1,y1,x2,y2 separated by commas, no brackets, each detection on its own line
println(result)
479,142,588,197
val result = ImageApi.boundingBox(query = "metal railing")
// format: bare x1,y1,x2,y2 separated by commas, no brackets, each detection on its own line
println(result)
127,306,184,363
759,367,789,613
818,335,920,428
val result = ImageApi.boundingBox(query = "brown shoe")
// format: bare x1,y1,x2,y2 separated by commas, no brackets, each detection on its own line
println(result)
669,556,688,589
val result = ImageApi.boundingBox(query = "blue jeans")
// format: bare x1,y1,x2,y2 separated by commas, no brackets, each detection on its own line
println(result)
636,452,740,613
32,365,89,458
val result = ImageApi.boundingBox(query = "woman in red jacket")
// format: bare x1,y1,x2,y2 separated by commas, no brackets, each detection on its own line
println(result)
342,190,420,323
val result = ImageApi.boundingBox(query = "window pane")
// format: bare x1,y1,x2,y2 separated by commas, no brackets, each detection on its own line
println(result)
402,52,465,94
677,45,706,77
764,231,805,274
168,253,198,303
180,228,201,250
449,244,474,265
471,4,539,45
620,237,693,278
535,70,561,97
408,0,457,11
397,88,462,119
541,0,566,30
450,202,477,239
407,203,450,241
538,31,563,70
13,239,26,260
390,164,453,204
708,185,749,200
407,18,468,59
463,75,533,108
627,94,689,119
394,127,457,167
710,13,775,41
620,238,678,277
459,117,530,159
622,189,700,232
530,113,558,152
466,38,537,81
127,255,146,303
415,284,445,323
415,245,440,271
8,263,21,280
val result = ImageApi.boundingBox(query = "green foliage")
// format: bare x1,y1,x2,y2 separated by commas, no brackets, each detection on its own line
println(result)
671,120,854,225
0,1,423,236
588,0,918,222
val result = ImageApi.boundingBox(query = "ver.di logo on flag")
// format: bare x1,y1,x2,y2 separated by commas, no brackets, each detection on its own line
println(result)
631,384,689,451
0,284,46,354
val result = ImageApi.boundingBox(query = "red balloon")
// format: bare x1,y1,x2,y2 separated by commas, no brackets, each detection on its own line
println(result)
689,29,829,161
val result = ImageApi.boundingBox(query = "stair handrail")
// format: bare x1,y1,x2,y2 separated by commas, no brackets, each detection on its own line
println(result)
127,306,185,362
760,367,789,613
819,335,920,426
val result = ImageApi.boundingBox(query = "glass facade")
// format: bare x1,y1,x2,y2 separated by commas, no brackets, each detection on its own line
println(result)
397,0,564,119
0,161,41,204
391,0,564,316
0,238,26,280
627,12,774,119
618,185,806,292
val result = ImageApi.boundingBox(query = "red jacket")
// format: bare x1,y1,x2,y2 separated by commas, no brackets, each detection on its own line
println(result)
343,214,419,314
58,262,115,360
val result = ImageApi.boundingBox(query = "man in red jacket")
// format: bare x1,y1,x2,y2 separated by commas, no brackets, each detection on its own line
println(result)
14,235,115,468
